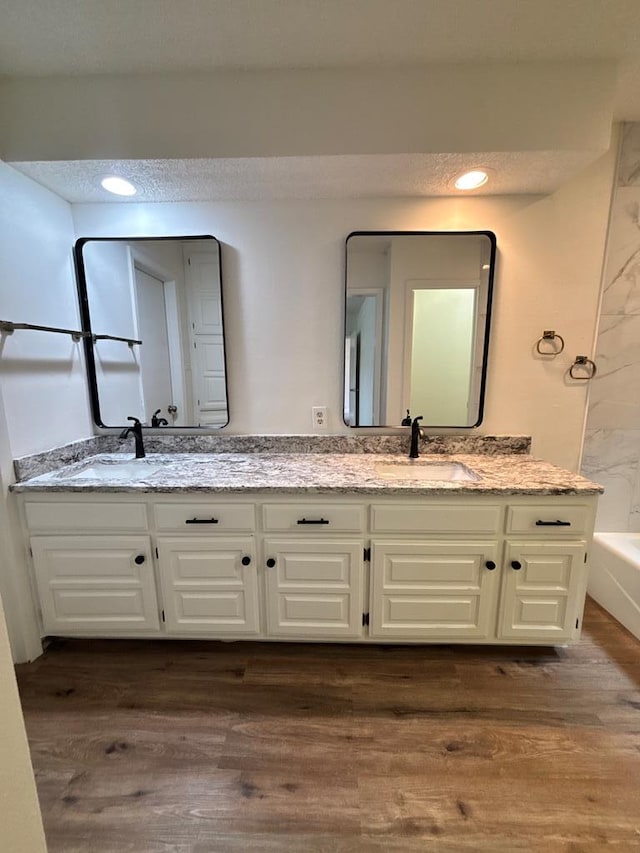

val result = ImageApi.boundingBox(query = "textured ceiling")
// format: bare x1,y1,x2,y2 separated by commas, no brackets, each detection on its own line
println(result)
10,151,600,203
2,0,640,117
3,1,629,200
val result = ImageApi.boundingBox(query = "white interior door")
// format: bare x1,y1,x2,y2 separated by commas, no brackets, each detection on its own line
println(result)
185,249,228,426
134,267,174,422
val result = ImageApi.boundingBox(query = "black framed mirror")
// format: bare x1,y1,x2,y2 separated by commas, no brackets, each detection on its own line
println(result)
74,235,229,429
344,231,496,428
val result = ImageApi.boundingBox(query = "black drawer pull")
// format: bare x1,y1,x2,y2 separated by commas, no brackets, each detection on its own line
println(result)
297,518,330,525
266,558,276,568
511,560,522,570
485,560,496,571
134,554,145,565
185,517,219,524
241,556,251,566
535,519,571,527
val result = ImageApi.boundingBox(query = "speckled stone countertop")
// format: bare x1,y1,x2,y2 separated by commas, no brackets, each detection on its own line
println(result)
11,452,603,496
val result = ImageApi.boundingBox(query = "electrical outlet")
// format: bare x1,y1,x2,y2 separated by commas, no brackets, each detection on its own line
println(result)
312,406,328,430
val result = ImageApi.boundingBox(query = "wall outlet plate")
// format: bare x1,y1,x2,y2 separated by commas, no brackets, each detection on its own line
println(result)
312,406,328,430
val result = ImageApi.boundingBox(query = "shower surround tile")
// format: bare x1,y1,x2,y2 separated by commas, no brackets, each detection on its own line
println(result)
628,473,640,531
600,189,640,315
617,123,640,186
582,428,640,531
586,314,640,430
582,122,640,532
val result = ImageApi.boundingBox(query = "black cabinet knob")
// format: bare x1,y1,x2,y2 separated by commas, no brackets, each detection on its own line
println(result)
511,560,522,571
266,558,276,568
241,556,251,566
134,554,145,565
485,560,496,570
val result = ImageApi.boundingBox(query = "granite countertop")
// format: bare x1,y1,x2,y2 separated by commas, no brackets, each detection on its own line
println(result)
11,452,604,496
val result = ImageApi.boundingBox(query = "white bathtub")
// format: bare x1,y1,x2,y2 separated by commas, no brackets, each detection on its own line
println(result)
589,532,640,641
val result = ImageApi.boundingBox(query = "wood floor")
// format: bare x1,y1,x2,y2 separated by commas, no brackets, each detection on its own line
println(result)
15,598,640,852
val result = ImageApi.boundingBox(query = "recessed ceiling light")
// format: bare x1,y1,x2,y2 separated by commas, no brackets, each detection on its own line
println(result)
100,176,137,196
454,169,489,191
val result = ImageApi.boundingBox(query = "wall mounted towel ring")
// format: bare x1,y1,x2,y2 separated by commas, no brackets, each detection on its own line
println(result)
536,330,565,355
569,355,597,380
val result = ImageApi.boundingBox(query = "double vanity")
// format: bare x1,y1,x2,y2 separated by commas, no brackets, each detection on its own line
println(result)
11,436,602,648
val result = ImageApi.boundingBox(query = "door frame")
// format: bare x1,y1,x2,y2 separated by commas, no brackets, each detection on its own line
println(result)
127,246,188,425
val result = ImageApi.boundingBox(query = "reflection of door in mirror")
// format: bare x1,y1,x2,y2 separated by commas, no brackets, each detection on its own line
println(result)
344,232,495,428
186,246,228,427
344,290,384,425
344,334,360,425
133,266,176,422
77,236,228,429
405,283,477,426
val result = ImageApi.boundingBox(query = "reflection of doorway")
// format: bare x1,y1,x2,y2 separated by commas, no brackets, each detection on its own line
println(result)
344,334,360,425
344,289,384,425
403,281,478,426
133,267,174,423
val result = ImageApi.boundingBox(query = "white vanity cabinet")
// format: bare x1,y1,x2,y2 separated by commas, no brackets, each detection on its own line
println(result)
25,501,160,635
19,491,597,646
369,540,501,640
368,499,592,643
156,537,260,635
154,502,260,637
497,541,586,640
260,502,366,638
263,538,365,638
368,502,502,640
496,503,593,642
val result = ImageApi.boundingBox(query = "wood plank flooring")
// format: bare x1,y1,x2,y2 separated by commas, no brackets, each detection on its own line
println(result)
15,598,640,852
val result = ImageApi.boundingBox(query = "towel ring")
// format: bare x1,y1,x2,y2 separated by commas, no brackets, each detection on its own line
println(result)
536,330,565,355
569,356,597,380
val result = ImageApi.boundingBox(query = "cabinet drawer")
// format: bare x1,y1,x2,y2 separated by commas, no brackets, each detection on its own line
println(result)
154,503,256,532
262,504,365,533
370,504,501,535
506,506,590,536
24,501,148,533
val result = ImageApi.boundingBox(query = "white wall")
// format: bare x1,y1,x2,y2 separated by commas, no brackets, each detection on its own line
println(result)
0,162,93,456
0,594,47,852
0,163,93,662
0,63,615,161
73,149,617,470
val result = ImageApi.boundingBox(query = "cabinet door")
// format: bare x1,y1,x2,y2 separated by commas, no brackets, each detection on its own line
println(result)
263,538,364,638
157,537,259,635
498,541,586,641
31,536,159,634
370,540,500,640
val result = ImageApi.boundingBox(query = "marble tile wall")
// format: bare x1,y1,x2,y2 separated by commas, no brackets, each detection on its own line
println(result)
582,123,640,530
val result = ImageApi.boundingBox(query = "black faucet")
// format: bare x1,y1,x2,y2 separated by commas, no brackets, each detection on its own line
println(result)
409,415,423,459
119,416,145,458
151,409,169,427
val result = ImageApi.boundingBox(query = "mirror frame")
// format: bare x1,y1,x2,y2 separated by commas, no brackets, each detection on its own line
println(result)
74,235,230,430
343,230,496,429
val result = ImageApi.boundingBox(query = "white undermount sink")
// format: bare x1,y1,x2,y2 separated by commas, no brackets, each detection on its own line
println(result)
374,461,479,482
57,458,167,481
